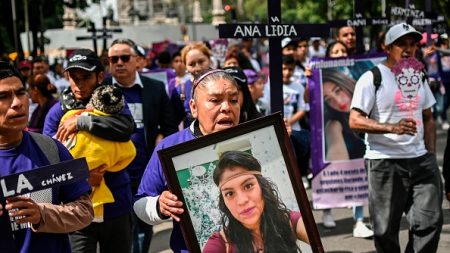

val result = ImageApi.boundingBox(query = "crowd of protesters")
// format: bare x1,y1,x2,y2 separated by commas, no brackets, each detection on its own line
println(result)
0,22,450,253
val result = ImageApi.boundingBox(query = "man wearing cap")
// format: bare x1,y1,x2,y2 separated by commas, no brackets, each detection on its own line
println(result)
349,23,443,253
43,48,136,253
104,39,178,253
18,60,32,80
135,45,150,72
244,68,267,115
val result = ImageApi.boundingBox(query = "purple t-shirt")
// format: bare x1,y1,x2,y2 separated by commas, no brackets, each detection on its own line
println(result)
137,128,194,252
0,131,91,253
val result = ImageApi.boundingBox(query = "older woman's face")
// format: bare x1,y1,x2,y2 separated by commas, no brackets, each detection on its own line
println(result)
323,81,352,112
185,49,211,76
220,166,264,231
189,78,240,135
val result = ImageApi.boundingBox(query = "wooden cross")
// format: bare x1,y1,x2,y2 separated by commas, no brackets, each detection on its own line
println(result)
218,0,329,116
388,3,443,45
219,1,328,253
76,20,122,55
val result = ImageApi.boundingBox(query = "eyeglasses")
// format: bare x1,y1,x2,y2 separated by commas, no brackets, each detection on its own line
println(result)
108,55,133,64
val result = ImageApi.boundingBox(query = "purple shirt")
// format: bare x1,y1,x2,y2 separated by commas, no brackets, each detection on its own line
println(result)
137,128,194,252
0,131,91,253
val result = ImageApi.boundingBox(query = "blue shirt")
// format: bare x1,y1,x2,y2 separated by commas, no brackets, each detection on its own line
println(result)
137,128,194,252
0,131,91,253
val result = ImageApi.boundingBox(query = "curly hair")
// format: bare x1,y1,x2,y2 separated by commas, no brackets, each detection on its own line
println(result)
215,151,299,253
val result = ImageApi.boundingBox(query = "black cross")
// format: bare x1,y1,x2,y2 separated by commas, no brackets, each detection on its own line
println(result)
218,0,329,116
219,1,327,253
76,20,122,55
388,3,442,45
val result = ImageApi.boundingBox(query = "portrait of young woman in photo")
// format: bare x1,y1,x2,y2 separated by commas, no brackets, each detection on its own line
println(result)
203,151,309,253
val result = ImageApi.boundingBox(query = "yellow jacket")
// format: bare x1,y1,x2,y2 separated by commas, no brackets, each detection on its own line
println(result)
61,109,136,221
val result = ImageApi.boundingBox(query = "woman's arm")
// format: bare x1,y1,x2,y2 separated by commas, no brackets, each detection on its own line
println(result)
325,120,349,161
296,217,310,244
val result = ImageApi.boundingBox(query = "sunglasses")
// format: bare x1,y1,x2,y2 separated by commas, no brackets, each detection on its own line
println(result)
108,55,133,64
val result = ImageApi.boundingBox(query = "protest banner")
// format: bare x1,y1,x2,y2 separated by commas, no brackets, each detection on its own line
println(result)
0,158,88,253
308,55,385,209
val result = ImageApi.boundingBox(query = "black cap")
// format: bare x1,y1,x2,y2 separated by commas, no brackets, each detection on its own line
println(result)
65,48,104,72
222,66,248,88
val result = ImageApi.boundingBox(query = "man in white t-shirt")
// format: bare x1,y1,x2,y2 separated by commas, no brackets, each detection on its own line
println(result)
349,23,443,253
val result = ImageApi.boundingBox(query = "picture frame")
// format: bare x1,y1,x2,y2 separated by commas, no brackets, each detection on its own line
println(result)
158,113,323,253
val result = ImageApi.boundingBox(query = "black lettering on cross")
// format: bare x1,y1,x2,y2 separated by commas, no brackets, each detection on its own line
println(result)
218,0,329,115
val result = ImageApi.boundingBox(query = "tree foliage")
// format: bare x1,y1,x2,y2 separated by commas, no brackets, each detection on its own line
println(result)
235,0,449,27
0,0,91,57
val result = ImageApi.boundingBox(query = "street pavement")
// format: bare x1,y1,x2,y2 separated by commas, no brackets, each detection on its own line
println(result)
148,125,450,253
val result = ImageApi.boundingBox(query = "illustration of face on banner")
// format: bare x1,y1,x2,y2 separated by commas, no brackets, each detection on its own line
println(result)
392,57,425,99
308,55,385,210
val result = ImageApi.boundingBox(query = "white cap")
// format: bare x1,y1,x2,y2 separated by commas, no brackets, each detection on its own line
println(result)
384,23,422,46
281,38,293,48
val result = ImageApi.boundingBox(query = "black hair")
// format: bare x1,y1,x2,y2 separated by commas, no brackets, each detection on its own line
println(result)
282,55,296,66
157,51,172,65
171,51,181,61
214,151,300,253
0,61,25,86
325,40,348,58
32,56,49,64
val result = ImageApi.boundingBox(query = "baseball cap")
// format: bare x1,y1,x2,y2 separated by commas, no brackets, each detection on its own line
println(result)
243,69,259,85
282,38,297,49
384,23,422,46
65,48,104,72
135,45,146,57
223,66,247,88
18,60,32,70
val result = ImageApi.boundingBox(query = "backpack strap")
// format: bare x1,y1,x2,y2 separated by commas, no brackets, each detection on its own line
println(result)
370,66,382,92
29,132,60,165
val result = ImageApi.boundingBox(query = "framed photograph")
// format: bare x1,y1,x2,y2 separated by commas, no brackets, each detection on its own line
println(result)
158,113,323,253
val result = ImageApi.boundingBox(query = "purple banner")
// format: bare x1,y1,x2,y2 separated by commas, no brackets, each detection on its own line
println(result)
308,55,385,209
